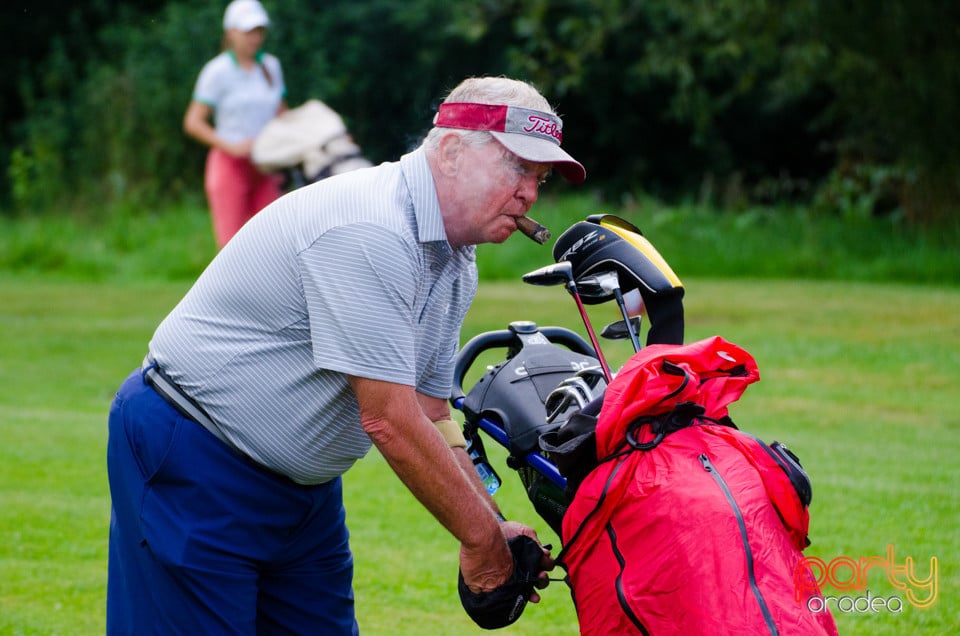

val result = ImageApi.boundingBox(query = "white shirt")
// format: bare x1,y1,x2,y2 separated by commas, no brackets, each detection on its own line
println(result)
192,50,285,143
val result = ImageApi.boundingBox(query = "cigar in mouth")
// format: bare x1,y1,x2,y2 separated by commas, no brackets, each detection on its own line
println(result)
516,216,551,244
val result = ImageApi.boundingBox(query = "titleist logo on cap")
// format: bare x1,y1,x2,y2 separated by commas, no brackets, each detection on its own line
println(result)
434,103,563,145
517,113,562,143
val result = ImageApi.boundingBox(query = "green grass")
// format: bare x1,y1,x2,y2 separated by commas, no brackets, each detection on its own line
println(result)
1,194,957,285
0,276,957,635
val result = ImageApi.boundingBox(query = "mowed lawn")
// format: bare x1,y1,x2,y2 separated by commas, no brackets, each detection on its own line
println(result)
0,276,957,635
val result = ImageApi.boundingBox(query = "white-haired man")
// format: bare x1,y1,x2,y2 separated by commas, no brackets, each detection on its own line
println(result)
107,76,585,634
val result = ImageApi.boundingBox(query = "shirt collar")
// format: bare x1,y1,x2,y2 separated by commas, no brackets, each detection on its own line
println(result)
399,148,476,263
400,148,448,243
226,50,265,66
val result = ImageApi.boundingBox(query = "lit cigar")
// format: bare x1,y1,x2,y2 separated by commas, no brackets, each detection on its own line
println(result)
516,216,551,244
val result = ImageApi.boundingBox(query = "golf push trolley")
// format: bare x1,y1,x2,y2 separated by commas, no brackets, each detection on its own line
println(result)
450,214,685,538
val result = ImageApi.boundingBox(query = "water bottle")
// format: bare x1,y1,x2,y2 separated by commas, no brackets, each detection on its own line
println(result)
468,443,501,496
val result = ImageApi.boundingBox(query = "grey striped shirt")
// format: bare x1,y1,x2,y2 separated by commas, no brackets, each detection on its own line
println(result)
148,149,478,484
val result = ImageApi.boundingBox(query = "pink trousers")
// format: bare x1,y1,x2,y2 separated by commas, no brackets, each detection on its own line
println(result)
204,148,282,248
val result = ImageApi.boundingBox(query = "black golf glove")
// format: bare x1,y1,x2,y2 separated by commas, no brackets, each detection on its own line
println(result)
458,535,545,629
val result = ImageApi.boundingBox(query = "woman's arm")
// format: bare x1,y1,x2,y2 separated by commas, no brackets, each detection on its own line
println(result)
183,100,251,157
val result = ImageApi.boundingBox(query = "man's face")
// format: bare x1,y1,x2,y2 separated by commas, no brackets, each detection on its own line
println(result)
448,140,551,247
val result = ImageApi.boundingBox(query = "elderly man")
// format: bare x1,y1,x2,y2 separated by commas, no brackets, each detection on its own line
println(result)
106,76,585,634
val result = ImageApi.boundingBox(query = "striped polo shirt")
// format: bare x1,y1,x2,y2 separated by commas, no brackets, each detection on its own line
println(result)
147,148,478,484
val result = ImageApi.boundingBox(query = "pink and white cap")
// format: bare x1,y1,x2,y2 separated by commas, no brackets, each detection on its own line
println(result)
434,102,586,184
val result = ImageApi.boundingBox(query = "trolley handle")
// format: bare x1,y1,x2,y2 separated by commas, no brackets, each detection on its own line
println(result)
451,322,596,403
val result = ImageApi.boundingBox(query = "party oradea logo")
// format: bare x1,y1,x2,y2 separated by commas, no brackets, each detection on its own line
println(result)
794,544,938,614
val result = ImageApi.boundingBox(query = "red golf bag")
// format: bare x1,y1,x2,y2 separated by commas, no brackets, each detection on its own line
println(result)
556,336,838,635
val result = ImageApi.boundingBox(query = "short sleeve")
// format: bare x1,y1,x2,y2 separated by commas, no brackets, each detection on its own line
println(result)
298,223,421,385
192,57,225,106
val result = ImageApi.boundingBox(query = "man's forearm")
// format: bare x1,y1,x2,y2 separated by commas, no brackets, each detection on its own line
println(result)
350,375,513,591
453,447,504,519
365,412,502,551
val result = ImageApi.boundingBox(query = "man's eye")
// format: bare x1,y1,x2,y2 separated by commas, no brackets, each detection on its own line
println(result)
518,163,550,185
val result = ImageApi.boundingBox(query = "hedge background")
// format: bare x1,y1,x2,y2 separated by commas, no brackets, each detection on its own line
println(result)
3,0,959,230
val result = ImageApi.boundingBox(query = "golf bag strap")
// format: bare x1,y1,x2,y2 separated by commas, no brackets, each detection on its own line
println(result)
433,418,467,448
141,356,243,456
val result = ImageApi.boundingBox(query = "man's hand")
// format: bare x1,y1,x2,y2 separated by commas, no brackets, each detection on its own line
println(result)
460,521,554,600
458,535,553,629
459,535,513,594
498,522,555,602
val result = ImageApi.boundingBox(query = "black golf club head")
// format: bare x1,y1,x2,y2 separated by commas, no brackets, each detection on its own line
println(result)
522,261,574,287
574,272,618,302
601,316,642,341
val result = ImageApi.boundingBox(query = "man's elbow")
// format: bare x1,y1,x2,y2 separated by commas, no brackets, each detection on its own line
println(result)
360,416,399,448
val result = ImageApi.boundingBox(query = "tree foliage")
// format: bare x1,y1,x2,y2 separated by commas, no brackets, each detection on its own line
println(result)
811,0,960,226
3,0,958,229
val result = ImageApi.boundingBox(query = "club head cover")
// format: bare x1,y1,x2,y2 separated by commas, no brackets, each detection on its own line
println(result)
458,535,545,629
553,218,686,345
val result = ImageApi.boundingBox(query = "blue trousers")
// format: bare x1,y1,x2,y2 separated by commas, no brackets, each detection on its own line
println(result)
107,370,358,635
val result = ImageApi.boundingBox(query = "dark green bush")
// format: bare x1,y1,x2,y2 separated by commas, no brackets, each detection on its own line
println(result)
3,0,958,230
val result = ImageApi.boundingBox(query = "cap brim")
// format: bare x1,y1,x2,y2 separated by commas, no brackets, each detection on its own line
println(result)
491,131,586,184
235,17,270,30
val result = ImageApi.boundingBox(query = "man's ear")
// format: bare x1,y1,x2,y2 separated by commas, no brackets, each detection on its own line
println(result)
437,133,463,177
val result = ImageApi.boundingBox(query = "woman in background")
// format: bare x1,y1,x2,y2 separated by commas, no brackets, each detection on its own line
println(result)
184,0,287,248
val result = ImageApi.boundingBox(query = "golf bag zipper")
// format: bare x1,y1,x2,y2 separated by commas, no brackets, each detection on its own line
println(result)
605,522,651,636
698,453,779,636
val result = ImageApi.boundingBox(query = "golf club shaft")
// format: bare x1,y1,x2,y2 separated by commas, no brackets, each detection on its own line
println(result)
568,282,614,382
613,289,641,352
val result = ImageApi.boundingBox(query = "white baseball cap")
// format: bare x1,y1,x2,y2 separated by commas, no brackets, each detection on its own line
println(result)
223,0,271,32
